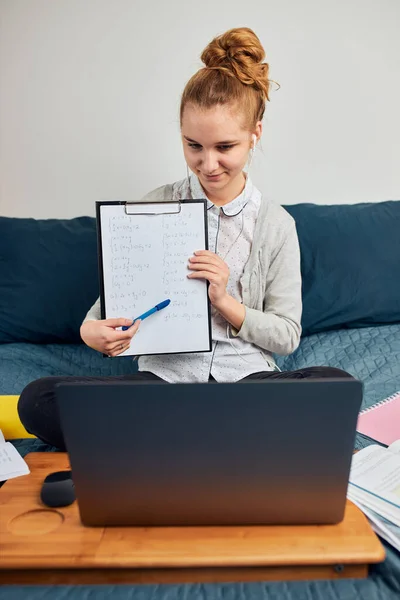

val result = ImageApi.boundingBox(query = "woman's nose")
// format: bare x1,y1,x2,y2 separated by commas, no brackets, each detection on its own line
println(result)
201,151,219,174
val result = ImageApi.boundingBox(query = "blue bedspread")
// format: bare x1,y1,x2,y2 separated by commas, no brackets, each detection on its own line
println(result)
2,323,400,599
275,324,400,412
1,324,399,403
0,341,138,394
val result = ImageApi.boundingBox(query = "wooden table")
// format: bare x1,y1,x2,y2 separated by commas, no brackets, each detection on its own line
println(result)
0,453,385,585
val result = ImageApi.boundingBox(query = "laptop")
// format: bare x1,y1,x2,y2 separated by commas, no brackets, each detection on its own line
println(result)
55,378,362,527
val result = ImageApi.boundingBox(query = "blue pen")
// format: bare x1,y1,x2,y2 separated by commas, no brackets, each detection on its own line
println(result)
121,299,171,330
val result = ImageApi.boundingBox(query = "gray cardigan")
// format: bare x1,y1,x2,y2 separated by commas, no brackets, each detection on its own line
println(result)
84,182,302,356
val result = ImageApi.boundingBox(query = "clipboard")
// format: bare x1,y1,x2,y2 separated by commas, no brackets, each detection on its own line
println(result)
96,200,212,357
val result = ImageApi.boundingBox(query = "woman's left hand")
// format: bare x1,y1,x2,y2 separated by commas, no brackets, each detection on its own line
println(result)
187,250,229,306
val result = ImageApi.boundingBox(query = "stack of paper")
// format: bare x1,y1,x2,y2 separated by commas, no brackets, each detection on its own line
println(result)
0,429,30,482
347,439,400,551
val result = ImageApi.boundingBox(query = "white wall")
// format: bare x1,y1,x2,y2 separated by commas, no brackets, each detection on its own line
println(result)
1,0,399,218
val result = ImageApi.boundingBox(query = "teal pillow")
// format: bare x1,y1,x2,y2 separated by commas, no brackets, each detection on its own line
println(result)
284,201,400,335
0,217,98,343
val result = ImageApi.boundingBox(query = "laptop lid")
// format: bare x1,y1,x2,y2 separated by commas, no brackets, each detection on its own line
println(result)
56,378,362,526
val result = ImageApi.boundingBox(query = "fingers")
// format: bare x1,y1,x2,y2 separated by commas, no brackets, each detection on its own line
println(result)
107,339,132,357
117,319,141,340
188,261,220,275
188,271,226,290
188,251,229,282
189,253,228,273
187,270,224,283
105,320,141,354
103,317,133,328
189,250,225,268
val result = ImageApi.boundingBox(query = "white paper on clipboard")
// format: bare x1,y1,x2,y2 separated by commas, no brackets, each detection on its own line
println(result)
98,200,211,356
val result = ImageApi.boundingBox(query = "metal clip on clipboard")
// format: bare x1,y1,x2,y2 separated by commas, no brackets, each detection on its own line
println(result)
124,201,181,215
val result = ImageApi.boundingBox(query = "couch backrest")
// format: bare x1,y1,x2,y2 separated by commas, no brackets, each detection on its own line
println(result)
284,201,400,335
0,217,98,343
1,200,399,343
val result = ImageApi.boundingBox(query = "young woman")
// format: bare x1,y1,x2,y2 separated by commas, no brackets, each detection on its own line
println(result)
18,27,352,449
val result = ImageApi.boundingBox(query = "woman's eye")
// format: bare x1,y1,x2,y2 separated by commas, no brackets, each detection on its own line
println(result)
187,143,234,151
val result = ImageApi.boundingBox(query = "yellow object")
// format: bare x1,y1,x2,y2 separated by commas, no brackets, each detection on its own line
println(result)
0,396,36,439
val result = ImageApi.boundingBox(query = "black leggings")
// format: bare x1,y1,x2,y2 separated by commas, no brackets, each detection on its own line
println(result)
18,366,353,450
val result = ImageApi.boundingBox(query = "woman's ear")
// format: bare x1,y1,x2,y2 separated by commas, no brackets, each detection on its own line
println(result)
254,121,263,145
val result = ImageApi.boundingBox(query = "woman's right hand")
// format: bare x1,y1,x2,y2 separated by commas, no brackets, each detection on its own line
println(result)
80,318,141,357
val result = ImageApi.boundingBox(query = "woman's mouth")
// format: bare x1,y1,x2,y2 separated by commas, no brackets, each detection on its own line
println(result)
203,173,224,181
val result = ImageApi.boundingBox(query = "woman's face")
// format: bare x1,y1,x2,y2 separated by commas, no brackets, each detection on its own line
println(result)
181,104,261,202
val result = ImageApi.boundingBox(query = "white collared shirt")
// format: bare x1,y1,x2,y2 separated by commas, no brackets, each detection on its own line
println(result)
138,174,272,382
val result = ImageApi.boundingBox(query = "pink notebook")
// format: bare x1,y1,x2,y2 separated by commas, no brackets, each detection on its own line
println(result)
356,391,400,445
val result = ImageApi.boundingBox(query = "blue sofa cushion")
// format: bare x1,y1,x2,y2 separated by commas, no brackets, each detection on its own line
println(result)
0,216,98,343
284,201,400,335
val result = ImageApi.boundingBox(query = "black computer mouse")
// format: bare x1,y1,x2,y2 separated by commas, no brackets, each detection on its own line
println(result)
40,470,75,508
